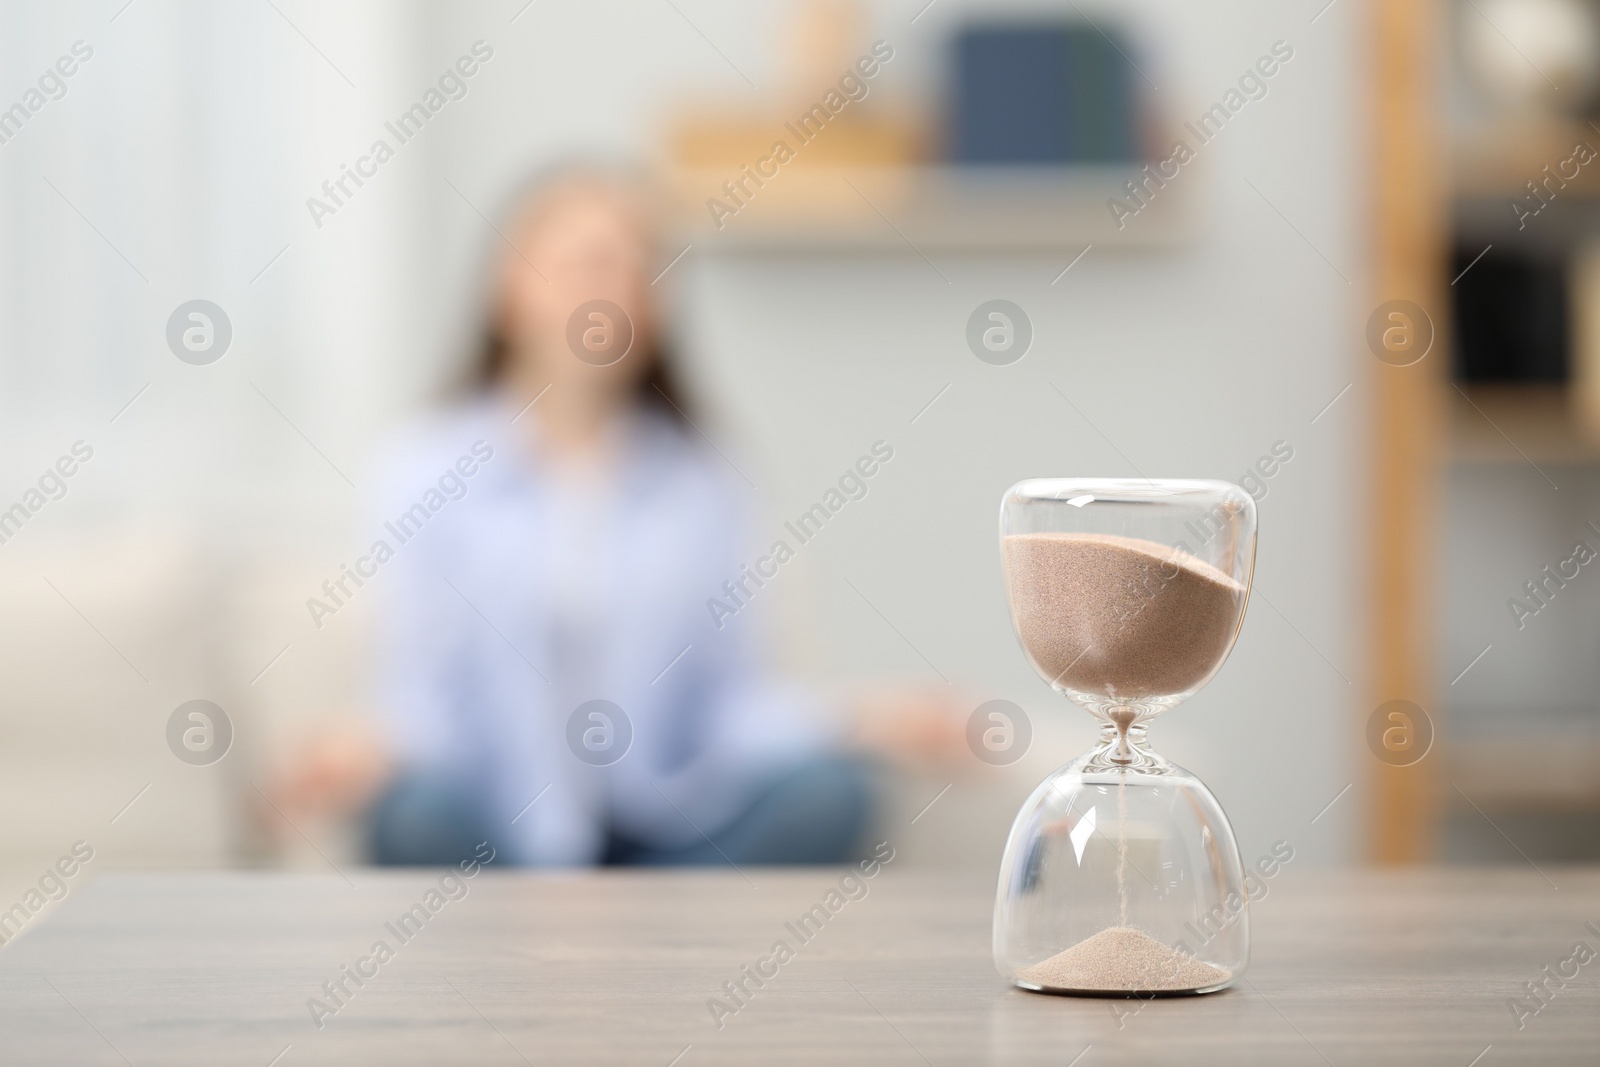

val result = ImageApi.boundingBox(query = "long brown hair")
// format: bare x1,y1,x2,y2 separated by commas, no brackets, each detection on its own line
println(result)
460,162,692,425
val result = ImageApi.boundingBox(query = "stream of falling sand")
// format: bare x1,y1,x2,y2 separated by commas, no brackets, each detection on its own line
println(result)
1109,706,1134,928
1116,766,1128,927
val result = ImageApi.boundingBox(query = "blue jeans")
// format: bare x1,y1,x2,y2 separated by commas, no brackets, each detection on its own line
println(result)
367,754,874,867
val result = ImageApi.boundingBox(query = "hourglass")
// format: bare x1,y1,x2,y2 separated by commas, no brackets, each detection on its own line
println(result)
994,478,1256,995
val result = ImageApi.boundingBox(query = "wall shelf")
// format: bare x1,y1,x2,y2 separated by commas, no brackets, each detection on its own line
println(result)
1448,384,1600,464
1447,735,1600,810
1452,116,1600,200
663,164,1188,252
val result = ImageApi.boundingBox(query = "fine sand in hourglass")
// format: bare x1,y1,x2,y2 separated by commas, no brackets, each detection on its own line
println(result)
1002,532,1246,699
1017,927,1231,993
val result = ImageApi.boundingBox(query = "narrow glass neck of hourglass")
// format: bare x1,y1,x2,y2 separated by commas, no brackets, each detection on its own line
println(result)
1098,718,1151,763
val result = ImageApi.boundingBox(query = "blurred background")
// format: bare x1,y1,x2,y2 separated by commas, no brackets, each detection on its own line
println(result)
0,0,1593,900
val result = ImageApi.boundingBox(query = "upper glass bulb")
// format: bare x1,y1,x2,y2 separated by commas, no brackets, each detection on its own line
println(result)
999,478,1256,724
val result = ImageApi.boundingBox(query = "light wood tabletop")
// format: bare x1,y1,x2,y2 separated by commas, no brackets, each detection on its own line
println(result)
0,865,1596,1065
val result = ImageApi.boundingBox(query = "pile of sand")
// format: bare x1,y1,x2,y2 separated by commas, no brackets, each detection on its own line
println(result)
1017,926,1232,993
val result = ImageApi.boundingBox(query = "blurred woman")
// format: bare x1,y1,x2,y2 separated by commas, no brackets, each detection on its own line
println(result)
351,164,951,866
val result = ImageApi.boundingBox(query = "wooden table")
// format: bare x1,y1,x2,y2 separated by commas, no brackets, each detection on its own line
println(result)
0,866,1596,1065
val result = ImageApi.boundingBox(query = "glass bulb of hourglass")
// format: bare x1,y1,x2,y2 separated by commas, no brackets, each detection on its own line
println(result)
994,479,1256,995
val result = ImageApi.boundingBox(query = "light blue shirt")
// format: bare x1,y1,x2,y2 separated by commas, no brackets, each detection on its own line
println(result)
369,395,829,865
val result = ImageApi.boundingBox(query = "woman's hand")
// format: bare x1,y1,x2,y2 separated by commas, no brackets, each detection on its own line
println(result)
848,682,974,771
266,718,392,820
